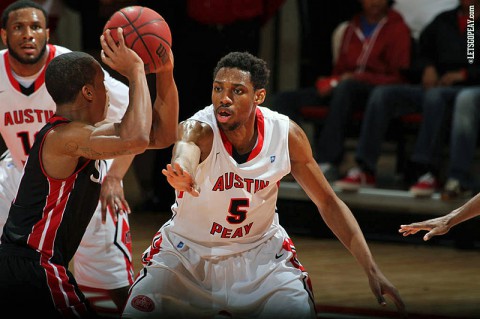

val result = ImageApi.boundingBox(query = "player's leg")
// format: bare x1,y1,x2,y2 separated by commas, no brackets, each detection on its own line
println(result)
226,226,316,319
123,233,216,318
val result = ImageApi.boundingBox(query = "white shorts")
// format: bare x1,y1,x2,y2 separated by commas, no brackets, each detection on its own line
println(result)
123,225,316,319
0,151,134,290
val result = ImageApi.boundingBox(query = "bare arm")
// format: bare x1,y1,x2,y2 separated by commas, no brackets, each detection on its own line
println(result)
161,119,213,197
399,192,480,240
149,50,179,149
288,120,406,315
99,155,135,223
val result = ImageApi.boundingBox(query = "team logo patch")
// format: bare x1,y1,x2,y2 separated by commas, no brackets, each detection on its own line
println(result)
270,155,276,163
131,295,155,312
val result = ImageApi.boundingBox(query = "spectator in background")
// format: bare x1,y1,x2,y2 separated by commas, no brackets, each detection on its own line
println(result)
393,0,457,39
335,0,480,193
270,0,411,180
441,86,480,200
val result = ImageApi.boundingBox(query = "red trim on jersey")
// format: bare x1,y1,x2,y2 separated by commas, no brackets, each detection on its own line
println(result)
4,44,57,94
219,107,265,161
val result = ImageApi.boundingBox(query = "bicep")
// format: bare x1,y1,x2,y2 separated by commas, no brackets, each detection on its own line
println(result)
288,120,337,207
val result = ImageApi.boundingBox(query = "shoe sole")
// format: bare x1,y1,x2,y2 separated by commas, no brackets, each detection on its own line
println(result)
410,188,435,197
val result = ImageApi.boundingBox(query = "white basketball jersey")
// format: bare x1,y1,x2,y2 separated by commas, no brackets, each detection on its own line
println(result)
0,44,129,169
167,105,291,257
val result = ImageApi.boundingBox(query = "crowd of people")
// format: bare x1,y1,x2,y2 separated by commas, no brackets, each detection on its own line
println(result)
0,0,479,318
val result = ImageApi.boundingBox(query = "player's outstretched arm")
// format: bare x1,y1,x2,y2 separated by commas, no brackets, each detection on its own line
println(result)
399,192,480,241
287,120,406,317
162,120,212,197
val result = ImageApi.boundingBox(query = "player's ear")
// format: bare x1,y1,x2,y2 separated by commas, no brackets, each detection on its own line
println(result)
82,85,94,101
254,89,266,104
0,29,7,46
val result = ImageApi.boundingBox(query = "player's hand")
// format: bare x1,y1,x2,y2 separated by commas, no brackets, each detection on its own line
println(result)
100,175,131,224
399,216,450,241
100,27,144,78
162,162,200,197
367,269,407,318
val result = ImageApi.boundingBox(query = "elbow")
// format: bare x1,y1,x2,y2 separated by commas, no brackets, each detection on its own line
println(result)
129,135,150,154
150,129,178,149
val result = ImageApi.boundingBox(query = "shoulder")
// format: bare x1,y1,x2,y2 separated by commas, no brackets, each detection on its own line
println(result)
180,119,213,142
53,45,72,56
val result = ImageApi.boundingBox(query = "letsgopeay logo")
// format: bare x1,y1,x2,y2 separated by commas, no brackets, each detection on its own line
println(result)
467,4,475,64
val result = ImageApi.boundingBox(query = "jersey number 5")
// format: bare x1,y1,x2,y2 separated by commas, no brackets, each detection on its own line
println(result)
226,198,249,224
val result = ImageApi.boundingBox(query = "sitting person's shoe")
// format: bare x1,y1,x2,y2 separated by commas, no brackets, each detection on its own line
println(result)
441,178,472,201
409,172,438,197
334,167,375,191
319,162,339,181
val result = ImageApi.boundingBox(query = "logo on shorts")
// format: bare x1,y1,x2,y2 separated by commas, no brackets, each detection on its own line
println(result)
131,295,155,312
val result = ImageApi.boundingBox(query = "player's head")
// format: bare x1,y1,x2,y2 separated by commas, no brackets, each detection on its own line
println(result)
211,52,269,131
213,51,270,91
1,0,49,65
46,52,108,121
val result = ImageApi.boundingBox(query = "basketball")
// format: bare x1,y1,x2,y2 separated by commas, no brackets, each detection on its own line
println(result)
104,6,172,74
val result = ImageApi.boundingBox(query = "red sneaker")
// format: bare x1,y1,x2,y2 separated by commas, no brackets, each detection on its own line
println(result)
409,172,438,197
334,168,375,191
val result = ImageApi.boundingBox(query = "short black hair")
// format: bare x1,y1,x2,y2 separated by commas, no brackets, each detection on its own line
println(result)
1,0,48,29
213,51,270,91
45,52,99,105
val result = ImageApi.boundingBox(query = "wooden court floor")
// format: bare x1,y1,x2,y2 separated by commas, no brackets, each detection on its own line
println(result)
129,211,480,319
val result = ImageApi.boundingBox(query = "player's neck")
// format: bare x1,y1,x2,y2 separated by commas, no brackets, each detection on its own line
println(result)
9,52,48,77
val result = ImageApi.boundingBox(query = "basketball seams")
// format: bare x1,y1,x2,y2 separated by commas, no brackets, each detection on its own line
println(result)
104,6,171,74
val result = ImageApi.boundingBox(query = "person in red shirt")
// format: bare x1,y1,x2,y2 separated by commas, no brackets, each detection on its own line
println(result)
270,0,411,180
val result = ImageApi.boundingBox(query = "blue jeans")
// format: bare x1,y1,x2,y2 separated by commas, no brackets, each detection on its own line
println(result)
448,87,480,188
356,84,463,173
315,79,374,163
269,79,374,163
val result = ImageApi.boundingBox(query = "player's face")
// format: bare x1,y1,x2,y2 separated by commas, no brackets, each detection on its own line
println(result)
2,8,49,65
212,67,262,132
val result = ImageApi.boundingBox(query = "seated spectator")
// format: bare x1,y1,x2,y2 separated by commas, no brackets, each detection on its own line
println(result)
441,86,480,200
335,0,480,193
269,0,411,180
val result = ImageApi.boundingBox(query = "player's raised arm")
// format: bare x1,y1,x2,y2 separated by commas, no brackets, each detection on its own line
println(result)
150,49,179,149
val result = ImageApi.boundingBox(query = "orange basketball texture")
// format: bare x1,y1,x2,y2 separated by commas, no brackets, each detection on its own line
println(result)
104,6,172,74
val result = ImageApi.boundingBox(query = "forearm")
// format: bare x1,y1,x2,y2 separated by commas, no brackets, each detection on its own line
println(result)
321,198,377,272
171,141,201,176
150,70,179,148
446,193,480,228
106,155,135,180
120,70,152,147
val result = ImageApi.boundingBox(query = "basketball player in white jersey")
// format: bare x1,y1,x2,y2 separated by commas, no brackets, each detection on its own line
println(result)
0,1,179,315
122,52,406,318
